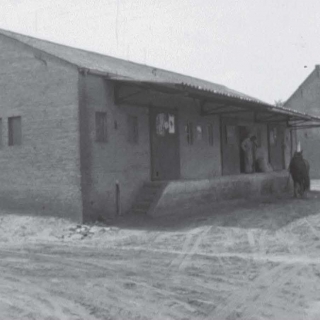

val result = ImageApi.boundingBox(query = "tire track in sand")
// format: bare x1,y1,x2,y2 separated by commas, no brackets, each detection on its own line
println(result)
169,226,212,272
205,262,298,320
0,274,95,320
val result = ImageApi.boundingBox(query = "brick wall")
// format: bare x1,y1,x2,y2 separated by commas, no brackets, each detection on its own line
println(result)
0,35,82,221
80,75,150,221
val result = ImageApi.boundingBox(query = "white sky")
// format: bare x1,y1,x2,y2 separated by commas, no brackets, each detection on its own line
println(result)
0,0,319,104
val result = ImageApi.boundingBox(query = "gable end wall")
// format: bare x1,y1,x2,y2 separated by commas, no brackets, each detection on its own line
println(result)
0,35,82,221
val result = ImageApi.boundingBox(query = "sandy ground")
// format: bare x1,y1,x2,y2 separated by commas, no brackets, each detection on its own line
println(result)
2,182,320,319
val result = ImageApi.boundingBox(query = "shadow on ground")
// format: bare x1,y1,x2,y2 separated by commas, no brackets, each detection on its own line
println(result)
111,190,320,232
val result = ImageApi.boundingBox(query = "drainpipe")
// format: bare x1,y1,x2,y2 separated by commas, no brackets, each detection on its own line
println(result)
115,180,121,216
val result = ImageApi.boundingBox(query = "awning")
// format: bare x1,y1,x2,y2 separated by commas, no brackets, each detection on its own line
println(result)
108,76,320,129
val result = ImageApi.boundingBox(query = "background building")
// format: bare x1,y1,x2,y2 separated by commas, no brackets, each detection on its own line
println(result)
284,65,320,178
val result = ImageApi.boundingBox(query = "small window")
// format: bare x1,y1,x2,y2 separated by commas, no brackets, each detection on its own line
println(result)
95,112,108,142
8,116,22,146
185,122,193,145
127,115,139,144
207,124,214,146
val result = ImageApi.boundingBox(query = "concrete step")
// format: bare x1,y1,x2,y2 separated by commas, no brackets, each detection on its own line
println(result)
135,194,156,202
131,182,167,215
132,199,154,215
132,208,148,215
140,189,159,196
134,199,153,206
133,201,152,210
144,181,166,188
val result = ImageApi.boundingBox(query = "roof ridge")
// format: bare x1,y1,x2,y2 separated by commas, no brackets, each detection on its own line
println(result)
0,28,230,90
0,27,267,105
284,66,319,105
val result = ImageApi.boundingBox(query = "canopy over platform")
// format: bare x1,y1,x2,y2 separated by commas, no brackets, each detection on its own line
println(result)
109,78,320,129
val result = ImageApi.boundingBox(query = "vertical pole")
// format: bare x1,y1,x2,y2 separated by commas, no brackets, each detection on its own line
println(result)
282,126,286,170
115,180,121,216
219,115,224,175
267,124,271,165
290,129,293,158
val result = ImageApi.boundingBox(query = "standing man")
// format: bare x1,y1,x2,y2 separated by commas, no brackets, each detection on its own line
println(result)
241,134,258,173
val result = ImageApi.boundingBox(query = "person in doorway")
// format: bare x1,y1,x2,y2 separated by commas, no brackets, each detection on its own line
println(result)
255,147,273,173
241,134,258,173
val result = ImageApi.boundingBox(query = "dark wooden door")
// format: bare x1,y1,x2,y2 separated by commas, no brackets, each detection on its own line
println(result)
149,107,180,180
221,118,240,175
268,124,285,171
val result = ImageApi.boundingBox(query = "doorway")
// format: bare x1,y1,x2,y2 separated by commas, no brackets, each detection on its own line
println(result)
149,107,180,180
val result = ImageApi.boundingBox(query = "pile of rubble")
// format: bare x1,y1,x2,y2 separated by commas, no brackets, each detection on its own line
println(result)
64,224,118,240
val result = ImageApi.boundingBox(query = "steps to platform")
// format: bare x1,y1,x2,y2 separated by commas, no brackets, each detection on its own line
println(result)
131,182,167,215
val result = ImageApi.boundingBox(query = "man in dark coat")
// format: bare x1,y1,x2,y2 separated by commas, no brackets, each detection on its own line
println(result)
289,149,310,198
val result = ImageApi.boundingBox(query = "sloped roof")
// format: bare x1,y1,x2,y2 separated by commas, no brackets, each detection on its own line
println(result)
285,65,320,105
0,28,267,105
1,28,320,127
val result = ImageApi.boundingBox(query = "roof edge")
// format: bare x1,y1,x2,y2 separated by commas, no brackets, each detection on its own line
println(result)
284,65,319,105
0,28,80,71
0,27,267,105
0,28,225,87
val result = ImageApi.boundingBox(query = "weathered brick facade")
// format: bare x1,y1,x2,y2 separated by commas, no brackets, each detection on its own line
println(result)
78,75,292,221
0,34,82,221
79,74,151,221
79,74,225,221
0,29,302,223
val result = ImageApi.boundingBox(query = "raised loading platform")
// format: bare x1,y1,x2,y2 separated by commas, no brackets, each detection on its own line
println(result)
131,171,292,217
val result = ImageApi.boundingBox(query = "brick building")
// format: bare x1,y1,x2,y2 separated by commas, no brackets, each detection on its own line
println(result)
1,29,319,222
284,65,320,178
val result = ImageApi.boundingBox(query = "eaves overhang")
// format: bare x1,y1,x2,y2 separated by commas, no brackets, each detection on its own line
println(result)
105,75,320,129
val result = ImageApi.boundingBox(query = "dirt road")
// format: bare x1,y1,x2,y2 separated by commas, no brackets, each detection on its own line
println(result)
1,185,320,319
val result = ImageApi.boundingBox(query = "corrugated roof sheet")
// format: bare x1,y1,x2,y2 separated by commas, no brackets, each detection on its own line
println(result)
1,28,320,124
0,28,267,105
